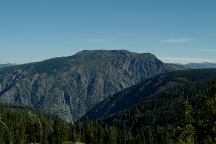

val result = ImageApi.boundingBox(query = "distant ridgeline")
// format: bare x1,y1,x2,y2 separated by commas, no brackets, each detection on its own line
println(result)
0,64,16,69
185,62,216,69
167,62,216,70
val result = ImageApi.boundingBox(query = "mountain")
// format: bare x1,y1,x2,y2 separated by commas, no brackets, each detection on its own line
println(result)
0,50,176,123
0,63,16,69
83,69,216,122
185,62,216,69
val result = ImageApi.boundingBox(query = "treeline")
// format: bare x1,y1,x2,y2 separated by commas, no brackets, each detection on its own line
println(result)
72,120,174,144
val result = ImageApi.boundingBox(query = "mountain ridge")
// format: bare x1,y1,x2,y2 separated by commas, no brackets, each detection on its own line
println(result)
0,63,16,69
185,62,216,69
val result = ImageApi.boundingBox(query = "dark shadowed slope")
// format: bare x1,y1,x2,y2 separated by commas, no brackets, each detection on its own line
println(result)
83,69,216,122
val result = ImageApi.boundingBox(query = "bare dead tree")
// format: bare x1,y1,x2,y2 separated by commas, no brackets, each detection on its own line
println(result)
0,114,7,128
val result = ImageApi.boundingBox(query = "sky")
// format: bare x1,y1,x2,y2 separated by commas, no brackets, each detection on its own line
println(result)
0,0,216,64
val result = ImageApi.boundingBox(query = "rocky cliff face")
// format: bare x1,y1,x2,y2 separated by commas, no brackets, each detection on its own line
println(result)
0,50,174,122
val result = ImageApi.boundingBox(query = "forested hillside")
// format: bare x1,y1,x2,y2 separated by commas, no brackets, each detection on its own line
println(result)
84,69,216,121
75,70,216,144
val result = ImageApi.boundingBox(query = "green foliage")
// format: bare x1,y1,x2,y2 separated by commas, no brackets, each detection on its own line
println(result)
173,96,195,144
194,77,216,143
0,105,72,144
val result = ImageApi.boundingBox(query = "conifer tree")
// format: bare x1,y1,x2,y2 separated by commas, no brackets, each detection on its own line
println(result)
197,77,216,143
174,96,195,144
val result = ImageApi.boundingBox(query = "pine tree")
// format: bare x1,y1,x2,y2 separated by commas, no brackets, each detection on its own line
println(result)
196,77,216,143
174,96,195,144
51,116,64,144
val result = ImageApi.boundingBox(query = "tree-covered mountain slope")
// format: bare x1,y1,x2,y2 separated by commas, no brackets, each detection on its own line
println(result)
83,69,216,122
0,50,175,123
74,75,216,144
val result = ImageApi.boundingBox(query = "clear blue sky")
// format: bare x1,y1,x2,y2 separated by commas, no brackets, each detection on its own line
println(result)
0,0,216,64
